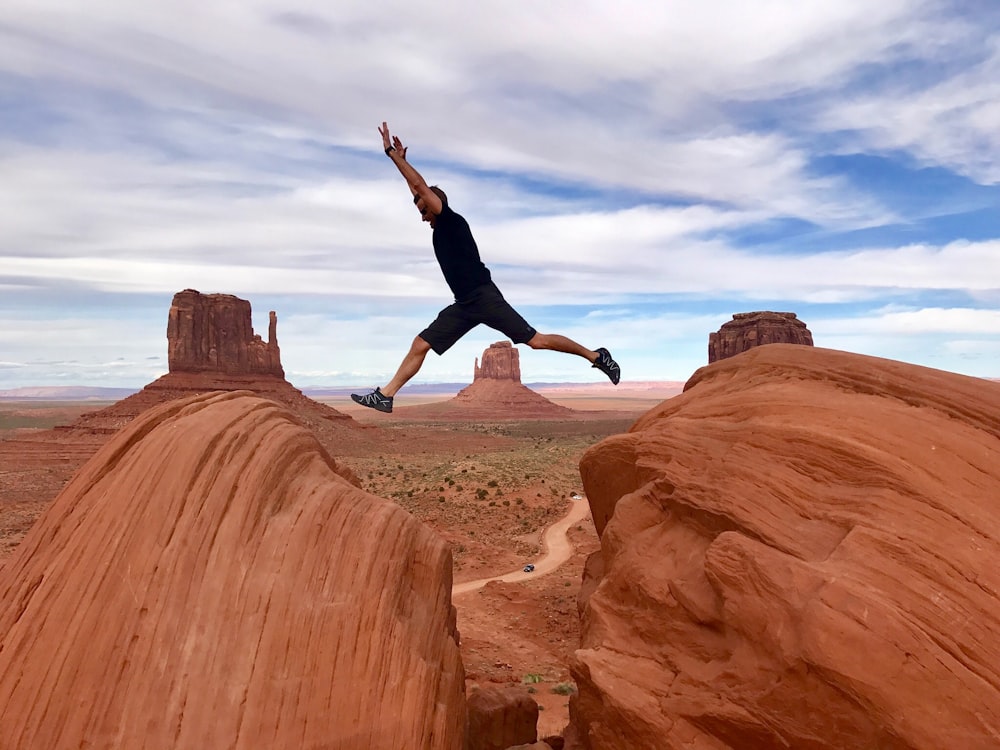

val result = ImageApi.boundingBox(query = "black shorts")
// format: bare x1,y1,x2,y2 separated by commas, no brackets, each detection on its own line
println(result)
419,282,537,355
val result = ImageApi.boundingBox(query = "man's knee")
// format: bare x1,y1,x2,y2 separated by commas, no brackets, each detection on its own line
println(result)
525,332,545,350
411,336,433,355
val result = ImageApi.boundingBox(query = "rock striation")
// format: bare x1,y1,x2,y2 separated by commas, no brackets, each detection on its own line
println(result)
0,391,465,749
168,288,283,376
572,344,1000,749
708,311,813,363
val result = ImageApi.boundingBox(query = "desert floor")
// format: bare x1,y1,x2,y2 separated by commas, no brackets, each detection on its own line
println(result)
0,384,680,737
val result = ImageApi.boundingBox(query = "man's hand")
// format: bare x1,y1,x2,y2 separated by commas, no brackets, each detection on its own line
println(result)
380,121,435,214
392,135,407,159
378,122,407,159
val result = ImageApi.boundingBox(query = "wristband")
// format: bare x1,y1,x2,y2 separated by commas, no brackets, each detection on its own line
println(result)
385,146,395,156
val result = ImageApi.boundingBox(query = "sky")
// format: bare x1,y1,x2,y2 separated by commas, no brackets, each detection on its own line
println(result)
2,0,999,391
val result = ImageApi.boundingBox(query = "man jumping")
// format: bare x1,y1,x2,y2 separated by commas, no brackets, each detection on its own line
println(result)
351,122,620,414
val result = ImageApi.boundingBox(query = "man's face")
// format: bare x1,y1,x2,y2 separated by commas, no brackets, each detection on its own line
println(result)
415,197,436,228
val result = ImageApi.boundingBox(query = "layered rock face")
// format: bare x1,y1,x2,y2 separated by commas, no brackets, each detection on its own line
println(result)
452,342,572,417
572,344,1000,749
168,288,283,376
474,341,522,382
708,311,813,363
0,391,464,749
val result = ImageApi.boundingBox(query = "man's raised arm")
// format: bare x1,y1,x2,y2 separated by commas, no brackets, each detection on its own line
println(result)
379,122,443,215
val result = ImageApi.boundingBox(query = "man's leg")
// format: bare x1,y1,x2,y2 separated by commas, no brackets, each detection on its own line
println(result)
351,336,432,413
525,333,621,385
524,332,596,361
474,285,597,362
383,336,432,397
476,283,621,385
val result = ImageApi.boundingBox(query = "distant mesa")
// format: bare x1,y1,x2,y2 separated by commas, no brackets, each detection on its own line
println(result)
451,342,573,417
383,341,573,420
0,391,465,748
64,289,353,436
168,288,284,377
708,311,813,363
472,340,521,382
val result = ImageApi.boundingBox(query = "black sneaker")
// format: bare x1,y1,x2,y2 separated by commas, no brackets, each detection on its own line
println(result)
591,347,620,385
351,387,393,413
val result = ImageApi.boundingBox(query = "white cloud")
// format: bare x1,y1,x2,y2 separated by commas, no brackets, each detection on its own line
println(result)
813,306,1000,336
817,16,1000,181
1,0,999,388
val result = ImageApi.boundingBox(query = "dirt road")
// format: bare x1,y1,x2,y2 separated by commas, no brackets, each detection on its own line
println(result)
452,498,591,596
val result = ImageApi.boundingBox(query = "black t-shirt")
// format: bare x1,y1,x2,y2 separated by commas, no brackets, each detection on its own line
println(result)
432,205,492,302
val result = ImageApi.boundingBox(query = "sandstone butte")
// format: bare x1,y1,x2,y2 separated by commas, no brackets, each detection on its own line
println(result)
398,341,574,420
62,289,354,437
572,343,1000,750
453,342,573,416
0,391,465,749
708,311,814,364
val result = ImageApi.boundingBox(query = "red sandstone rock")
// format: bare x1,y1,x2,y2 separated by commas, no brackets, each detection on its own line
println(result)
466,685,539,750
0,391,465,749
168,288,283,376
59,289,353,441
451,379,574,418
708,311,813,363
447,342,573,418
475,341,522,382
572,345,1000,749
65,371,354,440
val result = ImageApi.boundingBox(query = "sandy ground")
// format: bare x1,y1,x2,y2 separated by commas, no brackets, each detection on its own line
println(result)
0,385,678,738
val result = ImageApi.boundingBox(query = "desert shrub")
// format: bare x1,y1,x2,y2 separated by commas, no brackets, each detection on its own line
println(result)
487,479,499,487
552,683,577,696
522,673,543,684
